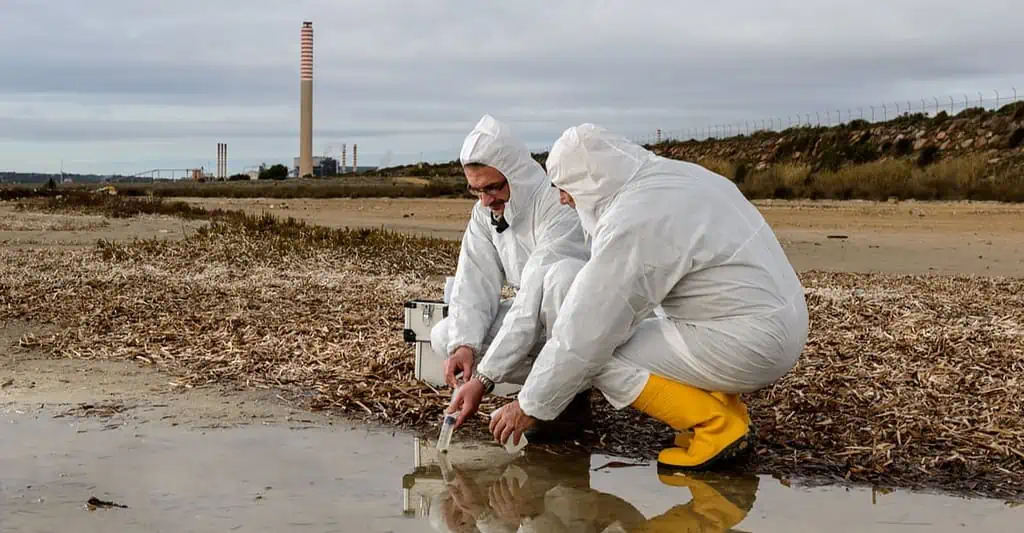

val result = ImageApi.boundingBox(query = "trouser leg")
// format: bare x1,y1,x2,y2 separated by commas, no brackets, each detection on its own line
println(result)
525,258,595,442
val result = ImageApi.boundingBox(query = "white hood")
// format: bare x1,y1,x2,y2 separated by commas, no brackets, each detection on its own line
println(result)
460,114,548,230
546,123,653,235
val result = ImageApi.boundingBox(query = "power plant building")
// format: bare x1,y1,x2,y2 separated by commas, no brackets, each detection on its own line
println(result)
292,156,337,177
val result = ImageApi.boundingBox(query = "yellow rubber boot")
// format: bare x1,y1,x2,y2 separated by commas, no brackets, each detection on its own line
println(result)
631,374,752,471
710,392,751,426
673,393,753,448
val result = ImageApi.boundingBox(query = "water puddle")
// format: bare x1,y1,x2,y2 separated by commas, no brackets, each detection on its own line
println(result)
1,411,1019,532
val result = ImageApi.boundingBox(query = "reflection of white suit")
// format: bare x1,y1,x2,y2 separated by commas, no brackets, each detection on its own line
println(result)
430,115,589,386
518,124,809,422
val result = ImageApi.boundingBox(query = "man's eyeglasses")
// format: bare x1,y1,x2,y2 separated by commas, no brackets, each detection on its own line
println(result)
467,179,507,197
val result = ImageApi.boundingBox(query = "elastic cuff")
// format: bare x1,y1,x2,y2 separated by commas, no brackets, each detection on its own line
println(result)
518,396,557,422
445,343,479,358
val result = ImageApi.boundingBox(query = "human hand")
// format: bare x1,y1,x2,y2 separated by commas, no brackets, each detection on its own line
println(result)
445,346,475,388
448,469,488,517
488,400,536,447
446,377,485,429
489,475,540,522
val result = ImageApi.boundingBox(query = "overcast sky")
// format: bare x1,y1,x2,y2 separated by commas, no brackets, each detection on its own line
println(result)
1,0,1021,175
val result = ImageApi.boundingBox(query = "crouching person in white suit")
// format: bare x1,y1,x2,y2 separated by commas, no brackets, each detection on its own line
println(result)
486,123,809,472
432,114,591,442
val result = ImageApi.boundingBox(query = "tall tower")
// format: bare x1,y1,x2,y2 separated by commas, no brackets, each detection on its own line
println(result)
299,21,314,177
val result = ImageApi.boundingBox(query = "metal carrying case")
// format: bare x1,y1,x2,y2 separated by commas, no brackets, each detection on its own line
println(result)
402,298,521,396
404,299,448,387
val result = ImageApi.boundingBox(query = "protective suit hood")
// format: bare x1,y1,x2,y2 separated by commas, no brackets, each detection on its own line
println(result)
546,123,653,235
460,115,548,229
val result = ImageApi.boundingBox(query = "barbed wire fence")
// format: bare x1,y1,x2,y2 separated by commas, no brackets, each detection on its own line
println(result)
630,86,1020,146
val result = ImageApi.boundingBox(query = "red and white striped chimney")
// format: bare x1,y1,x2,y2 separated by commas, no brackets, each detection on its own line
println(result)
299,21,314,177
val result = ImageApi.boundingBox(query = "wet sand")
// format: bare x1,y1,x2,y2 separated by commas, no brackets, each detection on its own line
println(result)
175,197,1024,277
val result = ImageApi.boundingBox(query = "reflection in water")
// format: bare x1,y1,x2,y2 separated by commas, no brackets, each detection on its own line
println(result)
402,438,758,533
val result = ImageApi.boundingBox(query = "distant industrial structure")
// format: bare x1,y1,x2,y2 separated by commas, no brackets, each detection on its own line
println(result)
298,21,314,177
216,142,228,179
292,156,338,177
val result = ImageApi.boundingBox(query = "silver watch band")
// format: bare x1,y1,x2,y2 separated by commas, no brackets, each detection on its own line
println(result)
476,374,496,394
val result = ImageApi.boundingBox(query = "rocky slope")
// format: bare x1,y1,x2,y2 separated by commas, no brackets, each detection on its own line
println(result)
651,102,1024,174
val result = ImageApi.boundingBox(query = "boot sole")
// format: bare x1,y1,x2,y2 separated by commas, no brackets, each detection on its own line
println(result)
656,427,757,473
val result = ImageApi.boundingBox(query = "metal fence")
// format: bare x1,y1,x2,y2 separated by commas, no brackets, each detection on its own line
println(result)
633,86,1020,145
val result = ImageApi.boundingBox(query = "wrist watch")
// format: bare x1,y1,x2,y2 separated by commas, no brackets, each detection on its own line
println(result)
476,373,496,394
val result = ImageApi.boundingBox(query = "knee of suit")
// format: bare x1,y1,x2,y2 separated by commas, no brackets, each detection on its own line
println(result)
429,317,451,357
542,258,586,298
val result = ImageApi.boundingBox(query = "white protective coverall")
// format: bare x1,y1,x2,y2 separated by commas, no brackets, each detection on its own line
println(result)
430,115,590,386
516,123,809,422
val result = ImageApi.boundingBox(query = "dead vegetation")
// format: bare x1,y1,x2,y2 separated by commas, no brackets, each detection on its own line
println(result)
1,176,471,201
2,195,1022,501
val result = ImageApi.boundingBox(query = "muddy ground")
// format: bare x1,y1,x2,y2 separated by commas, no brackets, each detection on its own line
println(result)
175,197,1024,277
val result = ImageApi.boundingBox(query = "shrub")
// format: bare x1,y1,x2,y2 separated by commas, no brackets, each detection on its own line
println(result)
917,146,940,167
1008,128,1024,149
892,138,914,156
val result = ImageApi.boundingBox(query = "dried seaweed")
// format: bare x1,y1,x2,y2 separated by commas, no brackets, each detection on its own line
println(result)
1,205,1022,500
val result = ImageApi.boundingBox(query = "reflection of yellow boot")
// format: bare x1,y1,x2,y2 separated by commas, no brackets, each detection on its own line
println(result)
641,473,756,532
631,374,752,471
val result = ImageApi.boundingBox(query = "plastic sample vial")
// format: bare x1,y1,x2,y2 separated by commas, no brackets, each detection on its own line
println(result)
436,414,456,454
490,410,528,454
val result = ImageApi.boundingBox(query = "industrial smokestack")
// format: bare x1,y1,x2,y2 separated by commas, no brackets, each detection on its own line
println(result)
299,21,314,178
217,143,225,179
353,144,357,174
341,143,347,174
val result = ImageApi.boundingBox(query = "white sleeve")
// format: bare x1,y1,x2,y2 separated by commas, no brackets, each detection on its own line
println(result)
476,201,585,382
516,219,692,421
445,209,505,357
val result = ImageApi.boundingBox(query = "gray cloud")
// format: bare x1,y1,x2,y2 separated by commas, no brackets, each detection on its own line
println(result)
1,0,1021,174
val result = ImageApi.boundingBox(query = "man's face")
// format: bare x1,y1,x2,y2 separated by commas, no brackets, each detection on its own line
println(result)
464,164,510,216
